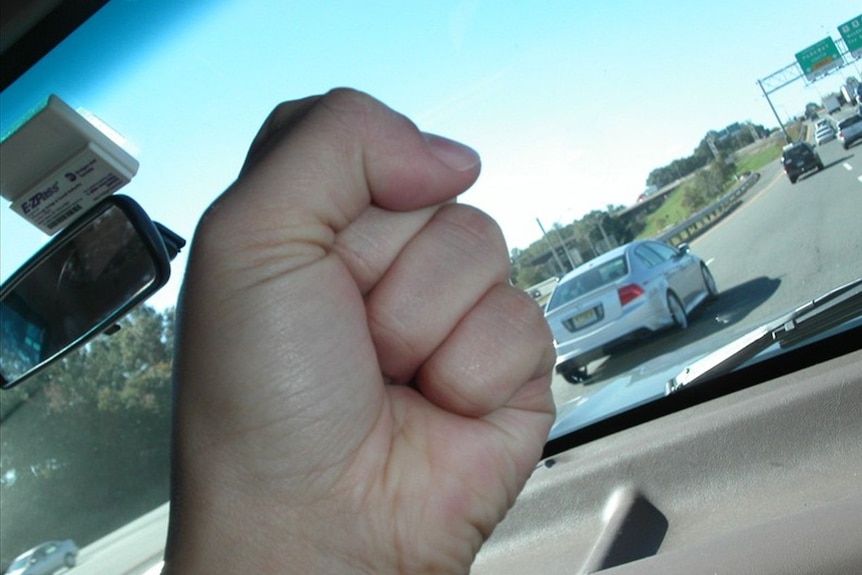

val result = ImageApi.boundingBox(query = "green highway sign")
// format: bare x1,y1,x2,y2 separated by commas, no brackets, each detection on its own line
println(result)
795,37,842,81
838,15,862,60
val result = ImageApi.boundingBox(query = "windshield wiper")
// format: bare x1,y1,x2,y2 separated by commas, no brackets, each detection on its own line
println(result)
667,277,862,394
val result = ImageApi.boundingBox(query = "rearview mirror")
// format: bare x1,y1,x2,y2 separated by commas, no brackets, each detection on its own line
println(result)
1,195,183,388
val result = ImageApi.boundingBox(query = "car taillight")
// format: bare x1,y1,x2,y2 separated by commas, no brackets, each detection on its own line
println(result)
618,284,644,306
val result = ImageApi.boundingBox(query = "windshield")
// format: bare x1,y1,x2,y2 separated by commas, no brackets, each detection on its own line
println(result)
8,555,31,570
2,1,861,570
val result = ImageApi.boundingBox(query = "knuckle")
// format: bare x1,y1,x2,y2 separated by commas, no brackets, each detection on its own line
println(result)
321,87,373,107
317,88,378,127
495,284,552,340
435,204,510,277
498,287,556,376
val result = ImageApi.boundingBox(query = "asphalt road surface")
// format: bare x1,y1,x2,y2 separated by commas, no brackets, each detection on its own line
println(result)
551,136,862,407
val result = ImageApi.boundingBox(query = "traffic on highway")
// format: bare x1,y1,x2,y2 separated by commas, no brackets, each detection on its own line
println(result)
549,130,862,430
1,2,861,574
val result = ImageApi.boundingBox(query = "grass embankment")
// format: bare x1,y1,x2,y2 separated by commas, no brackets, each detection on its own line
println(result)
734,121,801,173
735,142,782,174
637,130,793,239
638,185,692,237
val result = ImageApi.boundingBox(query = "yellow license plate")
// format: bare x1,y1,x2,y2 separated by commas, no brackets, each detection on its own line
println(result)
571,308,598,328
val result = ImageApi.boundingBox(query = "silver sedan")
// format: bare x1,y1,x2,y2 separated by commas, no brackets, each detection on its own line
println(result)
544,240,717,383
5,540,78,575
814,124,835,146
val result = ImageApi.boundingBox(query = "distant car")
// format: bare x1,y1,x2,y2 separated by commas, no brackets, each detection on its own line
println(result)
636,185,660,202
836,114,862,150
4,540,78,575
814,124,835,146
780,142,824,184
814,118,831,130
544,240,717,383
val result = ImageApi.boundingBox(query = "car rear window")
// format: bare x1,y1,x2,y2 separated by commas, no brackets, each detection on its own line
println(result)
838,115,862,128
546,256,628,311
782,145,810,161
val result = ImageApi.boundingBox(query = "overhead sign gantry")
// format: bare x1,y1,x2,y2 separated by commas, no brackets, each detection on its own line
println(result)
757,14,862,140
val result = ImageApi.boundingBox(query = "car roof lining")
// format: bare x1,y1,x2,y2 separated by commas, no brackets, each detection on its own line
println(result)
0,0,110,91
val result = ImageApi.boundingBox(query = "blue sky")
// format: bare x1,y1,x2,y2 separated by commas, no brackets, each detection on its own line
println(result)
2,0,860,308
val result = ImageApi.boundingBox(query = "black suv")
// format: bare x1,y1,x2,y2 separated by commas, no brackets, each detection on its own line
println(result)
780,142,824,184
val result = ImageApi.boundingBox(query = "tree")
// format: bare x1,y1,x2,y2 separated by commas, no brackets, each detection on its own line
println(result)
0,305,175,568
646,121,759,190
685,152,736,211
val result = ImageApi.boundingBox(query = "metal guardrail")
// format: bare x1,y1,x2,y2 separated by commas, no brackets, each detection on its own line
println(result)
523,171,762,296
654,171,761,246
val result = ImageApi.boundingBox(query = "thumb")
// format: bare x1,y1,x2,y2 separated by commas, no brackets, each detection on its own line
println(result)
237,87,480,222
190,87,482,299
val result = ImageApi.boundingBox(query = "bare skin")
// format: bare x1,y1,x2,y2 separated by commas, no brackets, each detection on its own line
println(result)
164,88,555,574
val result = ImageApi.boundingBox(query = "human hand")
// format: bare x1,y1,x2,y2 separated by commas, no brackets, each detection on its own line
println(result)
164,89,555,574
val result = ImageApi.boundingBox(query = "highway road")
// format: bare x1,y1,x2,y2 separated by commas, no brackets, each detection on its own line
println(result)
551,135,862,407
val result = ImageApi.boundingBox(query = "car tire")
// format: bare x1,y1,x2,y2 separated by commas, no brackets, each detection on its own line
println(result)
817,161,825,170
789,177,797,184
701,264,718,300
559,363,588,384
667,292,688,330
65,553,76,568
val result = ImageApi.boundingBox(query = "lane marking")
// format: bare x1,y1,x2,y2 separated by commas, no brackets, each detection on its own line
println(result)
705,258,715,266
858,175,862,183
843,162,853,171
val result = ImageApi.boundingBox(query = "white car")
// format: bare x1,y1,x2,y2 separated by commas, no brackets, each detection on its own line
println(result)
814,124,836,145
544,240,717,383
5,540,78,575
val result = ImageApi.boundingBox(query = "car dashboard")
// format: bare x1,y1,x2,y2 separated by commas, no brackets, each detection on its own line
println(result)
473,327,862,573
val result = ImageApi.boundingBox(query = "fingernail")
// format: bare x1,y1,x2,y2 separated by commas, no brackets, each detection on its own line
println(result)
423,133,481,172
